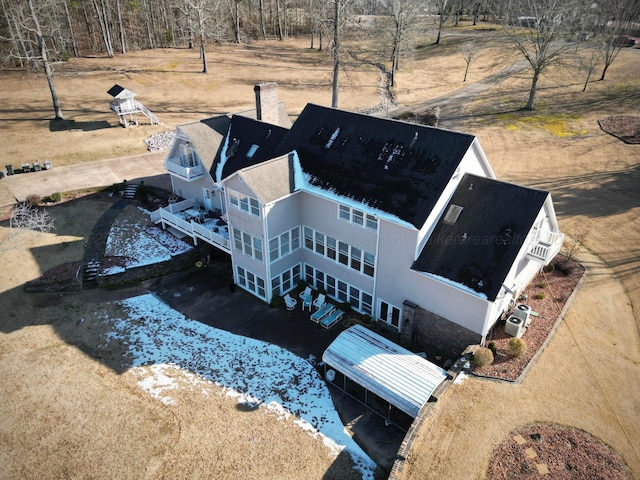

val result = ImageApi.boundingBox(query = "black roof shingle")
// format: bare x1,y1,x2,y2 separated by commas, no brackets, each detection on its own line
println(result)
275,104,476,228
412,174,549,300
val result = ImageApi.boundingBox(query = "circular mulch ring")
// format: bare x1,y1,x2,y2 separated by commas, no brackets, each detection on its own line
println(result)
598,116,640,144
487,423,632,479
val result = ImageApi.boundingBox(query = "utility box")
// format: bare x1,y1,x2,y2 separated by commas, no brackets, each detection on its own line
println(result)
505,316,525,338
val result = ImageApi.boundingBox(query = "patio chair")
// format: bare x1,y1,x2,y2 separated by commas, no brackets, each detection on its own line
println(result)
321,309,345,330
312,293,326,310
284,293,297,311
310,303,335,323
299,286,312,300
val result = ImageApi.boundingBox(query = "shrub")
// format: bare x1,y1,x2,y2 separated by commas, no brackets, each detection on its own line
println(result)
534,292,546,300
508,337,527,357
473,347,494,367
269,295,284,309
26,194,42,207
44,192,62,203
536,282,546,289
543,263,555,273
488,342,497,356
297,279,308,291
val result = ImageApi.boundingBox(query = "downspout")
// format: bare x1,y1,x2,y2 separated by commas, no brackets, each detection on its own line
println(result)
263,201,272,302
372,216,381,321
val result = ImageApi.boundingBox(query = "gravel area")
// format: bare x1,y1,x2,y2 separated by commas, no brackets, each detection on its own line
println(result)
471,255,585,382
487,423,632,479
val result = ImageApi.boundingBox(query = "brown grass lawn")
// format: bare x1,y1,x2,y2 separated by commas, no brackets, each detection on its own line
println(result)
1,25,639,479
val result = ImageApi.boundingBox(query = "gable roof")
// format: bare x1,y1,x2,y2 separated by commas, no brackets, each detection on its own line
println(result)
178,116,231,173
213,115,289,182
107,84,136,99
235,153,295,203
274,104,476,228
412,173,549,300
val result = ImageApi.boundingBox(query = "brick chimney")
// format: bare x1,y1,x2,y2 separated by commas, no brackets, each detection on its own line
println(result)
254,82,280,125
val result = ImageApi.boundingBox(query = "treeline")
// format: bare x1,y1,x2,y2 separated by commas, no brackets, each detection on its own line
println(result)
0,0,384,65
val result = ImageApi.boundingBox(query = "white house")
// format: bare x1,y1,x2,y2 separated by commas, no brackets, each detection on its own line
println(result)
150,83,563,357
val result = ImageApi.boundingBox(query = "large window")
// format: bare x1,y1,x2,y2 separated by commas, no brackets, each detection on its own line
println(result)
338,204,378,232
303,226,375,277
228,188,260,216
233,228,263,261
237,266,266,299
304,265,372,315
271,265,301,297
269,227,300,262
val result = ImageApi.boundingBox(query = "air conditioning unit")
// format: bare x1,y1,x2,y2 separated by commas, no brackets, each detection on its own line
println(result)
513,304,532,327
504,316,525,338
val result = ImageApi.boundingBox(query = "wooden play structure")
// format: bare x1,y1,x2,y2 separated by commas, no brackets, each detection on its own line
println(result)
107,84,160,127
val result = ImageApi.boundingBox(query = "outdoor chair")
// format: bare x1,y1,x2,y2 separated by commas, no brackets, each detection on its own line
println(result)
310,303,334,323
312,294,326,310
321,309,345,330
299,286,312,300
284,293,297,311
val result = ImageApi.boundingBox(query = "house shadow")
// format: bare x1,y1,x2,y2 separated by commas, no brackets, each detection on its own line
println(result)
49,119,113,132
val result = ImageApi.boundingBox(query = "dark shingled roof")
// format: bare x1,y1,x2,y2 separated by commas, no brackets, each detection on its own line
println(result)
213,115,289,180
274,104,476,228
412,174,549,300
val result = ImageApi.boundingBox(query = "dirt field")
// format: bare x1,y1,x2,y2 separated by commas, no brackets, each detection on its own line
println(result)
1,27,639,480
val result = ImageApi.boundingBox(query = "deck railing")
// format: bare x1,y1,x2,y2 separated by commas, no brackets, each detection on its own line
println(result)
149,200,230,253
527,231,564,264
165,159,204,181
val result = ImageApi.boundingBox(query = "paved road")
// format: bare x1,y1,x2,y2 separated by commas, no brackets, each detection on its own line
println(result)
0,150,170,210
388,59,529,130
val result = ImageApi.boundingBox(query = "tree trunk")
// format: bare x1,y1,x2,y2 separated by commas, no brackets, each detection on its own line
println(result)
525,69,539,111
63,0,79,57
464,62,470,81
116,0,126,54
599,63,610,81
259,0,267,39
436,14,445,44
27,0,63,120
331,0,339,108
200,39,208,73
275,0,283,40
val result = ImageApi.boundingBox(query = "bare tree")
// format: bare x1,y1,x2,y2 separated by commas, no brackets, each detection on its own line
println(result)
26,0,64,120
0,202,55,252
505,0,579,111
596,0,640,81
460,39,478,81
433,0,450,45
382,0,423,87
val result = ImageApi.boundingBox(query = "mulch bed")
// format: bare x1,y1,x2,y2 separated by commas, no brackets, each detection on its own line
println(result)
471,254,585,382
487,423,632,479
598,116,640,144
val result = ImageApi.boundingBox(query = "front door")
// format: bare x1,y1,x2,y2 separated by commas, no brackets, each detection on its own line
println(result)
378,300,401,329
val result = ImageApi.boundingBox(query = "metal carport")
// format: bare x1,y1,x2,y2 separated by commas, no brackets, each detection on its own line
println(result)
322,325,448,424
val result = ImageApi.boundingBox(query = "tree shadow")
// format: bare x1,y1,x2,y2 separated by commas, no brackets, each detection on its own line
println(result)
49,119,113,132
527,164,640,219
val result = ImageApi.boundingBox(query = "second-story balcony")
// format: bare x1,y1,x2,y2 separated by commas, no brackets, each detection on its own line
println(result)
526,230,564,264
150,198,230,253
166,156,204,181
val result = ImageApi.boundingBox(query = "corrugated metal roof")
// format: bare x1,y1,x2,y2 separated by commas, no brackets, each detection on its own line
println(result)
322,325,448,418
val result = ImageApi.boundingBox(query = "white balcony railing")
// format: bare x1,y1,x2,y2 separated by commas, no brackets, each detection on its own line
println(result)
527,231,564,264
149,200,230,253
165,158,204,181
